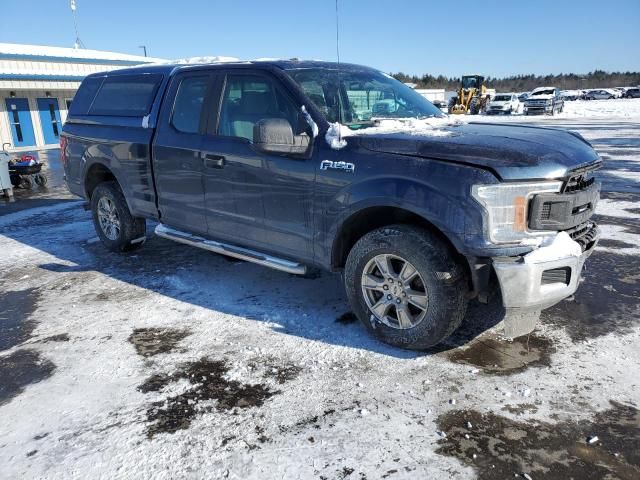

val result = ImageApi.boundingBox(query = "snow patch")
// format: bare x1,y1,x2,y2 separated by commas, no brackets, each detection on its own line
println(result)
325,116,462,150
523,232,582,264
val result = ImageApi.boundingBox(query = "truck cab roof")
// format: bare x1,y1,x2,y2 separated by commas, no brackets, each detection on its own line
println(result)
82,59,377,80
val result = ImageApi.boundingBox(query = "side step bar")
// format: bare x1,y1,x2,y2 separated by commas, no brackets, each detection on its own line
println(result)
154,224,307,275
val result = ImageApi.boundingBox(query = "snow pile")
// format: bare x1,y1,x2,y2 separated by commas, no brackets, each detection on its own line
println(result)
160,56,240,65
559,99,640,119
523,231,582,264
325,116,463,150
325,123,350,149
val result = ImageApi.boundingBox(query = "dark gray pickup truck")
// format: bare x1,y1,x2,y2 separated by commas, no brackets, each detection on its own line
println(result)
61,59,600,350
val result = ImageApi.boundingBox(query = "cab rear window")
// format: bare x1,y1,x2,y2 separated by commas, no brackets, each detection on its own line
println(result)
70,74,163,117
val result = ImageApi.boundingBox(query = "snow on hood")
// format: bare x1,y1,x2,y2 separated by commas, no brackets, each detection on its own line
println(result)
325,117,465,150
527,93,554,100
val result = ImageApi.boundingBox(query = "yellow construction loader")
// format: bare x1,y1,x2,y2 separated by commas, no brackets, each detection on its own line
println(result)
448,75,490,115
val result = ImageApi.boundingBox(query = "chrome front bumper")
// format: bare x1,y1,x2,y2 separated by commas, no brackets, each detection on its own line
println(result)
493,231,599,310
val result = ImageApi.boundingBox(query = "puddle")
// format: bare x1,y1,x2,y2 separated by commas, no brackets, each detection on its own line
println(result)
0,349,56,406
436,401,640,480
501,403,539,415
128,328,191,357
0,288,40,351
140,358,278,438
544,251,640,342
445,333,554,375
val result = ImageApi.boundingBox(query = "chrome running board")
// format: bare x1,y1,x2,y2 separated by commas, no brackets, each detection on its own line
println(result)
154,224,307,275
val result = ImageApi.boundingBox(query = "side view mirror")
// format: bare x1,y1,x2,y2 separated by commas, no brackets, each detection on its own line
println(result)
2,142,11,152
253,118,310,156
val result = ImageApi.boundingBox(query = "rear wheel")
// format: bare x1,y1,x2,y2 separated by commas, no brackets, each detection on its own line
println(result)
91,181,146,252
34,173,47,186
344,225,468,350
19,176,33,189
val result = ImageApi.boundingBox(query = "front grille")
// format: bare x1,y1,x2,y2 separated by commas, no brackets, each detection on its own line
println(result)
542,267,571,285
566,221,598,251
540,202,552,220
563,174,595,193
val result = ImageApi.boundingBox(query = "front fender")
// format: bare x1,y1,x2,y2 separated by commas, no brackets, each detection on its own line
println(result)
318,162,497,267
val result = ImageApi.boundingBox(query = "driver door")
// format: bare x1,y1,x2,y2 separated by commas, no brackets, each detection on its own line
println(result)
201,70,316,262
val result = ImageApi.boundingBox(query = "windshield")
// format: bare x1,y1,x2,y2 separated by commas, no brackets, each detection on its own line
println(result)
286,67,444,128
532,89,554,96
461,76,479,89
493,95,511,101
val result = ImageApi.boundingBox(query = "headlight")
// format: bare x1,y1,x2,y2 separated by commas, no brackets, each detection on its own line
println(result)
471,182,562,243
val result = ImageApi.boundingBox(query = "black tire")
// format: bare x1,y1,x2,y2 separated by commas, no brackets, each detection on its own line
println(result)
344,225,468,350
91,181,146,252
447,97,458,114
35,174,47,186
19,176,33,189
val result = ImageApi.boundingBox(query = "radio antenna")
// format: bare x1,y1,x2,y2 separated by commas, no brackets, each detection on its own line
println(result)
70,0,85,49
335,0,340,63
335,0,343,142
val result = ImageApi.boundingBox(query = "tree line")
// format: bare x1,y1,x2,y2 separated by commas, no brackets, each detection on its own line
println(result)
391,70,640,91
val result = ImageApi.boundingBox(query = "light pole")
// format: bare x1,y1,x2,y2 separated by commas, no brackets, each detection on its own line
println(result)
139,46,148,57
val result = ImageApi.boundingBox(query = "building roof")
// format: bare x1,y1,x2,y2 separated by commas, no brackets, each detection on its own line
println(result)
0,42,164,65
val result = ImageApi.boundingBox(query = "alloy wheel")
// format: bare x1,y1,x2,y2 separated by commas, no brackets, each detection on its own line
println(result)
361,254,429,329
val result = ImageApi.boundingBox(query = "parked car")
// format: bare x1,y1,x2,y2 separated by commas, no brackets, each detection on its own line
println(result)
431,99,448,112
624,88,640,98
524,87,564,115
61,60,601,350
486,93,520,114
585,89,615,100
560,90,582,101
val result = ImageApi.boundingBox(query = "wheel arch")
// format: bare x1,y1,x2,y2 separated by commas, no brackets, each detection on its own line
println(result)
83,161,134,213
330,204,467,272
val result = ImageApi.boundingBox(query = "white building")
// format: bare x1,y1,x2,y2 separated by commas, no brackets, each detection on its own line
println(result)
0,43,163,151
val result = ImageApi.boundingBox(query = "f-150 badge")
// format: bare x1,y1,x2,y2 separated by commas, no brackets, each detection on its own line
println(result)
320,160,355,173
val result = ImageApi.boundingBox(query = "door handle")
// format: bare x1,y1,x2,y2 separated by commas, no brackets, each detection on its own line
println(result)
200,152,225,168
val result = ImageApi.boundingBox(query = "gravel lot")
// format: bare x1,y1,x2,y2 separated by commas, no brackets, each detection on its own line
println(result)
1,115,639,479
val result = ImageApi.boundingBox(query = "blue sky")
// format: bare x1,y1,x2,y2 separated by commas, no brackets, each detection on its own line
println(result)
2,0,639,77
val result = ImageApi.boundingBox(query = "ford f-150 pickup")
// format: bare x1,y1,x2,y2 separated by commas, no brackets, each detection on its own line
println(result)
61,60,600,350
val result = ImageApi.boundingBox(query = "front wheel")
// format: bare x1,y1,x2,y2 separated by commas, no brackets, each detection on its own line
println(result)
91,181,146,252
344,225,468,350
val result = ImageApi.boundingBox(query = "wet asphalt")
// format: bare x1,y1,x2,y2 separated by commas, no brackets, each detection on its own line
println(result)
0,117,639,478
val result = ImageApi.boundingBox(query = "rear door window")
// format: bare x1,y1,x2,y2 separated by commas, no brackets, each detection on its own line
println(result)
88,74,163,117
171,76,209,134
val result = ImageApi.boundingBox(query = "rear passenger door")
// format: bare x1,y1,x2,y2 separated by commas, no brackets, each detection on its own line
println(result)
153,72,214,234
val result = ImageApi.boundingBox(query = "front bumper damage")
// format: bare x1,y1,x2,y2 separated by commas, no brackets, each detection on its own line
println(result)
491,224,599,337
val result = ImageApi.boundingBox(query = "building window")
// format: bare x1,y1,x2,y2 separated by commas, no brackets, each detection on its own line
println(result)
11,109,23,142
49,103,60,137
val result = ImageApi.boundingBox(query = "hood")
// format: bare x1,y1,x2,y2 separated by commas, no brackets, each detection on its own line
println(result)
489,100,510,106
526,94,554,101
353,122,600,180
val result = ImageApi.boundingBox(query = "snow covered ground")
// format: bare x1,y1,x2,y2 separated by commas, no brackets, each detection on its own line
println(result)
1,112,639,479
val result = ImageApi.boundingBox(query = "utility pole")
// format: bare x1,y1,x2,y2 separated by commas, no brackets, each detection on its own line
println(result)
139,46,148,57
